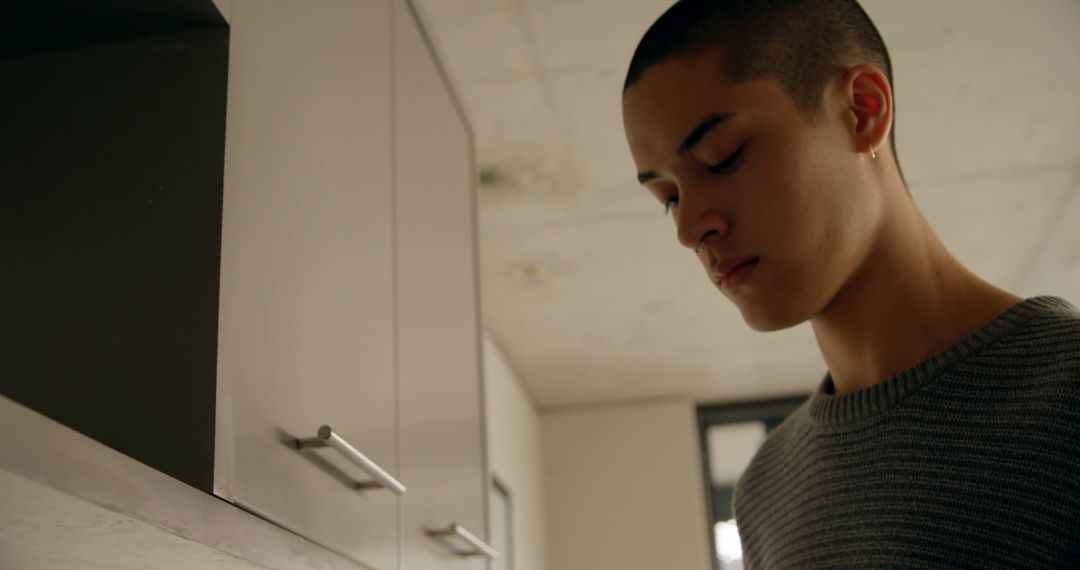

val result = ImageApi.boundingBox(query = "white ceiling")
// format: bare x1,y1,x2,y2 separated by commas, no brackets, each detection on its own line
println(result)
413,0,1080,409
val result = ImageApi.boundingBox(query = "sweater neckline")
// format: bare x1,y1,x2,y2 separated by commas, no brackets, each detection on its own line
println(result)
806,296,1075,425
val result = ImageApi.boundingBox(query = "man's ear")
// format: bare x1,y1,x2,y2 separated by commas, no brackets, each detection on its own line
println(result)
842,64,892,156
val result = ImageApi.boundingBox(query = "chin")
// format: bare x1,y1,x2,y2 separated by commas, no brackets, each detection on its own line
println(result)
736,299,808,332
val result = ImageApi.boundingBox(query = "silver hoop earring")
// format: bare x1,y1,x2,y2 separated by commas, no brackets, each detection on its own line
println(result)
870,147,877,160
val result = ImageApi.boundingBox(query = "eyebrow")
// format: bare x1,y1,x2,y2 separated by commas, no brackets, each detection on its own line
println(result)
636,112,733,185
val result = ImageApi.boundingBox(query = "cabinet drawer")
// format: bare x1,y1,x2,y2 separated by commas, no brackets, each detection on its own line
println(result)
214,1,399,568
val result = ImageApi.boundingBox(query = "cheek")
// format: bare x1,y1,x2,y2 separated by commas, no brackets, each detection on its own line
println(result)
753,140,834,249
753,134,859,304
785,132,856,243
793,156,878,311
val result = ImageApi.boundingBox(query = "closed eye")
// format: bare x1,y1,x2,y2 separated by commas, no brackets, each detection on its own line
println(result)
708,146,744,174
661,145,744,216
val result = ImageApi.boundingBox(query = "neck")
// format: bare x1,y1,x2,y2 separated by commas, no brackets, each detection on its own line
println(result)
811,194,1021,396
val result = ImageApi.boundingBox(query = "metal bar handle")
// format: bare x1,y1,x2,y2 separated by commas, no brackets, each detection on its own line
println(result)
296,425,407,496
426,523,499,559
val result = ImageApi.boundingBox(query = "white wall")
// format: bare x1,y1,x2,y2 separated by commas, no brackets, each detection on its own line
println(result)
482,335,549,570
542,399,712,570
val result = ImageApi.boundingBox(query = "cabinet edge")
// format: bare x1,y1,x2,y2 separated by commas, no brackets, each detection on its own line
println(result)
0,395,368,570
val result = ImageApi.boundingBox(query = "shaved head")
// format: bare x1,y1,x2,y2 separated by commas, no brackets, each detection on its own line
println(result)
624,0,902,178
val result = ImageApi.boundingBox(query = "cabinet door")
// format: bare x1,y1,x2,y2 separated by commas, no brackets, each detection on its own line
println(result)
394,1,490,568
214,1,399,569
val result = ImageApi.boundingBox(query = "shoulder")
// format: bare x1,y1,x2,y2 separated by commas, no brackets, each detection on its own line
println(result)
980,298,1080,435
1008,295,1080,334
993,296,1080,380
732,402,811,507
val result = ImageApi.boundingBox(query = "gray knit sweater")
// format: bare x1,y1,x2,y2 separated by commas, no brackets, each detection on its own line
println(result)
733,296,1080,569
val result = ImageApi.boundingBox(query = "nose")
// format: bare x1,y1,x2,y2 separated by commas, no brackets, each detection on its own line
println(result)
675,188,730,251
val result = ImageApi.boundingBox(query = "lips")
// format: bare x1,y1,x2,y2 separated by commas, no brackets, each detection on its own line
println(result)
709,256,759,287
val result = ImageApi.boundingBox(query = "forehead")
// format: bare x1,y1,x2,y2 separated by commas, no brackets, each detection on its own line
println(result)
622,57,784,163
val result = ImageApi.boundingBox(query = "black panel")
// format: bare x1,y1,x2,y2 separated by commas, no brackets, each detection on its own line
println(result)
0,26,228,492
2,0,227,60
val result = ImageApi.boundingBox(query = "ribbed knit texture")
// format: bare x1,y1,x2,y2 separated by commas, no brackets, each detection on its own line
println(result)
733,296,1080,569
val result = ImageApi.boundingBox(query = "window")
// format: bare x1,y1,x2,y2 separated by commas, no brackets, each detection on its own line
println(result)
698,398,804,570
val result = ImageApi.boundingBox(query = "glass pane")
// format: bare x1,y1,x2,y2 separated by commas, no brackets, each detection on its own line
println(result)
714,519,744,570
706,421,767,568
706,422,767,487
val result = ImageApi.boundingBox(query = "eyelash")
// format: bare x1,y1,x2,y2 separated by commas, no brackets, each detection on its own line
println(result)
708,146,744,174
663,146,744,215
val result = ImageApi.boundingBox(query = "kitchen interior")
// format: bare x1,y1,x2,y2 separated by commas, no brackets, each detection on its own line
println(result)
2,1,1079,569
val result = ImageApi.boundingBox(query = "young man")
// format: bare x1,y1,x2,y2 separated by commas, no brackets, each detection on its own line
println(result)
621,1,1080,567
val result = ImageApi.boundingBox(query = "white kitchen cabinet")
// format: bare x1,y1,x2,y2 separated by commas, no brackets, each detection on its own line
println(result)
214,1,400,569
394,0,493,568
2,0,491,567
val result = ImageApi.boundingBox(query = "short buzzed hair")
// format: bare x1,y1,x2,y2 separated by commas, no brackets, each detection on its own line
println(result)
624,0,902,177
